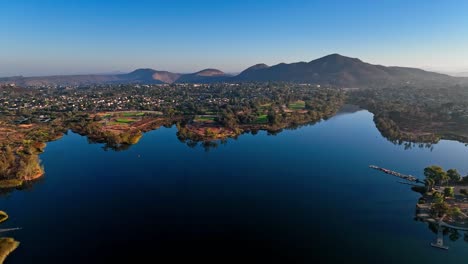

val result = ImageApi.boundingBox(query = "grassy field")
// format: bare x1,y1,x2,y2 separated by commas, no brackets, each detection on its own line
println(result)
194,116,216,122
115,118,135,124
122,112,145,117
288,100,306,110
254,114,268,124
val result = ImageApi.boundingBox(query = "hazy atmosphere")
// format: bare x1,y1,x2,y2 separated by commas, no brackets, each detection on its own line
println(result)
2,0,468,76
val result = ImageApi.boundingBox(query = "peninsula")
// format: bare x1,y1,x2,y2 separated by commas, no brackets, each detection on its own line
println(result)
0,83,345,190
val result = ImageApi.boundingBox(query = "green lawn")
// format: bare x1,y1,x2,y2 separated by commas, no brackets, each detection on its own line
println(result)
116,118,135,123
122,112,145,117
254,114,268,124
288,100,306,110
194,116,216,122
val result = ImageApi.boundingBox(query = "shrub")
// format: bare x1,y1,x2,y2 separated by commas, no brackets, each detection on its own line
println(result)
444,187,455,198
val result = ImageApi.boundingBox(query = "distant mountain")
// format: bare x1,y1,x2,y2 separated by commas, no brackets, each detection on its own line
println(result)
152,71,181,84
123,69,180,84
0,69,179,86
120,69,163,84
0,74,125,87
1,54,466,87
0,68,228,86
236,63,270,80
175,69,230,83
232,54,463,87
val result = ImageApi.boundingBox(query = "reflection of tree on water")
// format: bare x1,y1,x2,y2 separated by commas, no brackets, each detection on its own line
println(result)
0,176,45,197
176,121,324,151
387,139,436,151
84,137,135,152
178,138,227,152
422,217,468,248
102,142,133,152
413,189,468,248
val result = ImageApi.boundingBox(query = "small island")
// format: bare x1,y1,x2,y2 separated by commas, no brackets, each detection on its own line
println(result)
371,165,468,249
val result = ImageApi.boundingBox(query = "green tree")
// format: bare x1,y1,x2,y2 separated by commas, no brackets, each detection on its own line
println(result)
267,109,280,125
424,165,448,185
424,178,435,191
444,187,455,198
450,207,463,218
431,200,449,217
433,192,444,204
219,110,238,129
447,169,461,183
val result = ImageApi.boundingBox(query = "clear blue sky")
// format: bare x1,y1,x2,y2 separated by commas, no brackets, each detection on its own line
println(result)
2,0,468,76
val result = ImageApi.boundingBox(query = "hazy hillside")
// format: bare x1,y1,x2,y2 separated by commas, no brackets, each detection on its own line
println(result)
1,54,466,87
232,54,463,87
175,69,230,83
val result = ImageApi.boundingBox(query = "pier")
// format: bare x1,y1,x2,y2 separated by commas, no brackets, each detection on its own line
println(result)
369,165,423,183
0,228,21,234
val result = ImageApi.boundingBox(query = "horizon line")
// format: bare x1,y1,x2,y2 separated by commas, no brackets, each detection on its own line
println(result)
2,53,468,78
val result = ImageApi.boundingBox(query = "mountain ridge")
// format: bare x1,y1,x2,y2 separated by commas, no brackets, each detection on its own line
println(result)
1,54,466,87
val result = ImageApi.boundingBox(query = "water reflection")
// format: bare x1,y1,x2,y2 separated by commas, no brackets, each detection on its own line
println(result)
424,222,468,249
1,109,468,262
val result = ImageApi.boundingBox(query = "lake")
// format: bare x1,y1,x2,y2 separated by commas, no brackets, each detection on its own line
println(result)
1,109,468,263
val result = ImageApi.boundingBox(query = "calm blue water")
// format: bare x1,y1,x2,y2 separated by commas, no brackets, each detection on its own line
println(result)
1,110,468,263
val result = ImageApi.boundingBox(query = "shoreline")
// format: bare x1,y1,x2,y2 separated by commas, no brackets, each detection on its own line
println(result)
0,108,336,189
2,104,466,192
22,171,44,182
